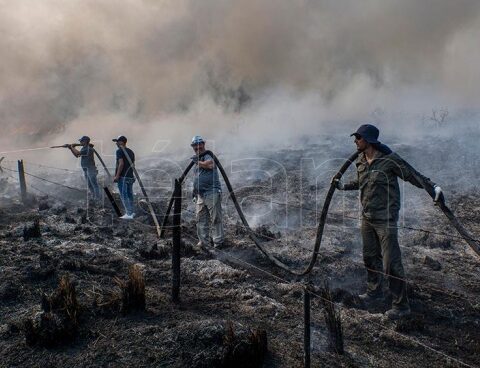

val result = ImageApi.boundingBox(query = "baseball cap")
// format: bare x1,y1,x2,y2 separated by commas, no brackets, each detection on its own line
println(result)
112,135,127,143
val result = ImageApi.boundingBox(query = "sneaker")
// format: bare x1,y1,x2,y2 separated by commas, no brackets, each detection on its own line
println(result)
386,307,411,320
358,291,384,303
120,214,134,220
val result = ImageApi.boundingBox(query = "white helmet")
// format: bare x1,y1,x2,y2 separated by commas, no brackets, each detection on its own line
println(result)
191,135,205,146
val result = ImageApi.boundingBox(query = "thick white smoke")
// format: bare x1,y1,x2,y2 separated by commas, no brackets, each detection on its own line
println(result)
1,0,479,157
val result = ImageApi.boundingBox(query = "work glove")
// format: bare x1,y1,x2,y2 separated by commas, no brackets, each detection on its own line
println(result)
330,176,344,190
433,185,445,205
191,155,199,164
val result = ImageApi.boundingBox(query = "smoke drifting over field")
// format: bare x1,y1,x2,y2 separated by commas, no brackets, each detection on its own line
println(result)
1,0,480,153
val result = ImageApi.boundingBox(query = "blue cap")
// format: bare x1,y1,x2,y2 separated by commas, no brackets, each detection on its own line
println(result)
191,135,205,146
79,136,90,142
351,124,380,144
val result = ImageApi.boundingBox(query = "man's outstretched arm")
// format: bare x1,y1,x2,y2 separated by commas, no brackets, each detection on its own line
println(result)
391,154,444,203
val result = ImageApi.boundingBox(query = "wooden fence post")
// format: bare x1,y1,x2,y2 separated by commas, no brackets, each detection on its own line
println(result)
304,286,311,368
172,179,182,303
18,160,27,203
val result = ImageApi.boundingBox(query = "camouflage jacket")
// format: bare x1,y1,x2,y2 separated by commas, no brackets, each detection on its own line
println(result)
344,150,436,222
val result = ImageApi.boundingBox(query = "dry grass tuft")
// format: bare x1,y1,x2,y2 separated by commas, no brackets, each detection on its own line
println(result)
222,321,268,368
24,274,80,347
116,264,146,314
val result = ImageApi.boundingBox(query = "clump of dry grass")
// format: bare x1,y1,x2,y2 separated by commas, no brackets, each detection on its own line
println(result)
320,282,344,355
115,264,146,314
24,274,80,347
222,320,268,368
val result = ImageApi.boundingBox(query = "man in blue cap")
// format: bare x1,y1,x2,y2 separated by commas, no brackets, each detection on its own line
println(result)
68,136,101,201
190,135,224,248
333,124,444,319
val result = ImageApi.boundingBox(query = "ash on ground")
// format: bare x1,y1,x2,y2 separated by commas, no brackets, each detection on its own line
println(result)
1,140,479,367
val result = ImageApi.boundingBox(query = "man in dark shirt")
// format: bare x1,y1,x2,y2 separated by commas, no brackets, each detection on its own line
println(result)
113,135,136,219
191,135,224,248
68,136,101,201
333,124,444,319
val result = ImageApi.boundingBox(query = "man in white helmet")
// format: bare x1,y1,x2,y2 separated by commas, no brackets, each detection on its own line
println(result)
190,136,224,248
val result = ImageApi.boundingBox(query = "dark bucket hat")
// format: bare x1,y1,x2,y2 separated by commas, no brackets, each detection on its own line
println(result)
351,124,380,144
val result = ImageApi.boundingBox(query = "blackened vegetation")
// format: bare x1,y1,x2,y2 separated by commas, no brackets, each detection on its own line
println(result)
222,321,268,368
138,242,170,260
23,219,41,241
24,275,80,347
320,282,344,355
115,264,146,314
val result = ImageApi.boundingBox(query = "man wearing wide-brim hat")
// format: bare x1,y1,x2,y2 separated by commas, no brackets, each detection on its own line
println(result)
333,124,444,319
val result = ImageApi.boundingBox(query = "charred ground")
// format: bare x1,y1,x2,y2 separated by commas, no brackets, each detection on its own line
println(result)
0,140,479,367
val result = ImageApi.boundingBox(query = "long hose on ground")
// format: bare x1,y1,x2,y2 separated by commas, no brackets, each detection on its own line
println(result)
160,150,480,274
160,150,359,275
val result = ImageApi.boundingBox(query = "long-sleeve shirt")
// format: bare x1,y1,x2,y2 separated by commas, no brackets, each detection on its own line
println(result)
344,150,436,222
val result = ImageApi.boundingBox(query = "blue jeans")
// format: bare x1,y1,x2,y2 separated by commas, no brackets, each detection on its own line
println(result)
117,177,135,215
83,168,101,200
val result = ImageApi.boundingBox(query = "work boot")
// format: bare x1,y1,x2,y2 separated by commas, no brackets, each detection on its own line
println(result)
358,291,384,304
193,242,206,252
213,242,225,250
385,306,411,320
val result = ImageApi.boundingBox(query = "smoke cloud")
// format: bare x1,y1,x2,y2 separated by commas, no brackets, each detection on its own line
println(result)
1,0,480,155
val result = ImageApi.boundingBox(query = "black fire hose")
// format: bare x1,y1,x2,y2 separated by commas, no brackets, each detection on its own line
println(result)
160,150,359,275
159,161,196,238
161,150,480,274
409,171,480,257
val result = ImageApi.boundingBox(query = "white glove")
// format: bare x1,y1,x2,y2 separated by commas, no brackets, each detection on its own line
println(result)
331,177,344,190
434,185,443,202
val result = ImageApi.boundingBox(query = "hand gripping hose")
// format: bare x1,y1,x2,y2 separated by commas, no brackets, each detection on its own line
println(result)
160,150,359,275
408,170,480,257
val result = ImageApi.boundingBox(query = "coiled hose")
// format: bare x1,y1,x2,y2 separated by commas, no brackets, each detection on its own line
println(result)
160,150,359,275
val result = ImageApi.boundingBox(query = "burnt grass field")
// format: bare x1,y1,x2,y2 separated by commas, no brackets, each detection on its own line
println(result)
0,138,479,367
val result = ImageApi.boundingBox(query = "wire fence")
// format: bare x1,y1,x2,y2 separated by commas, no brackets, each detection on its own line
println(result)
0,157,478,367
179,231,476,368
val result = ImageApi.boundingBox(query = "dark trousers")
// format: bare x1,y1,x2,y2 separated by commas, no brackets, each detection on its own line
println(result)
83,168,101,200
361,217,409,310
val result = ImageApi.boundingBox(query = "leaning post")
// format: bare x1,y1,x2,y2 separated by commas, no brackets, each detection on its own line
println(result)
172,179,182,303
18,160,27,204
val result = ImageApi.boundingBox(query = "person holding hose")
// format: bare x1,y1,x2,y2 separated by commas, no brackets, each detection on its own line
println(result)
113,135,136,220
191,135,225,249
333,124,444,319
67,136,101,202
